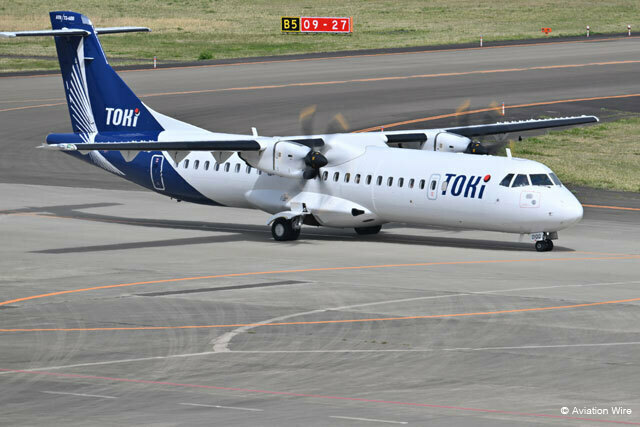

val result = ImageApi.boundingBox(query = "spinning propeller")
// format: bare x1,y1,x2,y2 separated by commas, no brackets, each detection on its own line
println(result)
454,100,513,155
297,105,350,179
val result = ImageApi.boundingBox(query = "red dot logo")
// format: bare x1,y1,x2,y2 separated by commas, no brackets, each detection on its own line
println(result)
483,174,491,182
134,107,140,115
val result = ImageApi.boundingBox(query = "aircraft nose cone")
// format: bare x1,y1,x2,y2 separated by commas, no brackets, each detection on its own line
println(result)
557,191,583,226
563,198,583,225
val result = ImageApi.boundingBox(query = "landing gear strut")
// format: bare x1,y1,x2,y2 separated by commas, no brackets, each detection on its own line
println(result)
271,217,302,241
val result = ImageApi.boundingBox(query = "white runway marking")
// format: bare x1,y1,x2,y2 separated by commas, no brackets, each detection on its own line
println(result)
0,352,218,374
5,341,639,375
210,279,640,352
210,292,473,353
223,341,640,353
330,415,408,424
1,280,637,375
180,402,262,412
42,390,117,399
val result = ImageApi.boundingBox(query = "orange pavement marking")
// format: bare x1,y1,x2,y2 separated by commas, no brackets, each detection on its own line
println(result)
3,34,639,80
355,93,640,131
2,60,640,113
0,101,66,113
583,204,640,212
0,254,638,310
2,292,640,333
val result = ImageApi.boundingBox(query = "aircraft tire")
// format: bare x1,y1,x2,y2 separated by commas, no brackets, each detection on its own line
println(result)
271,217,300,241
535,240,553,252
354,225,382,235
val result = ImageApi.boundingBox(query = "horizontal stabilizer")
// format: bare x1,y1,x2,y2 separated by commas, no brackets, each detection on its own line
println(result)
446,115,599,137
0,29,90,38
0,27,149,38
42,140,262,152
95,27,151,35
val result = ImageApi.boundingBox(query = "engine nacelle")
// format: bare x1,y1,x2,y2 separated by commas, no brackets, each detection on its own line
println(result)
431,131,472,153
240,139,310,179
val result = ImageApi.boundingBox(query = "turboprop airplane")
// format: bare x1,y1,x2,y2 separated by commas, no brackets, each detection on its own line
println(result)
2,11,596,251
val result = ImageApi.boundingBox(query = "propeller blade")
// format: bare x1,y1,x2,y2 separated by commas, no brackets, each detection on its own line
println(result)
478,101,508,152
299,105,317,135
303,168,318,180
483,135,511,155
326,113,349,134
455,99,471,128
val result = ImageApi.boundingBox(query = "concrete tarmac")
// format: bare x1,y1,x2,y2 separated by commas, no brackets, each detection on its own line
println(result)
1,37,640,426
0,183,639,426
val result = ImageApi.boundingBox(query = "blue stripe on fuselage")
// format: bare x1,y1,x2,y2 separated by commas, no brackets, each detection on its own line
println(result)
51,133,223,206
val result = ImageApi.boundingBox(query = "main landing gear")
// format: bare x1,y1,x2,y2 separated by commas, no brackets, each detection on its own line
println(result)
354,225,382,235
271,217,302,241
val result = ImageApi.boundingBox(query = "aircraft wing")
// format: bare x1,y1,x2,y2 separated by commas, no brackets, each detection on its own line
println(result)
443,115,598,137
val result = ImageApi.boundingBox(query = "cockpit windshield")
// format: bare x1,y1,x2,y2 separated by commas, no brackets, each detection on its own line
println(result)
549,172,563,186
499,173,514,187
530,173,553,186
499,172,562,188
512,174,529,187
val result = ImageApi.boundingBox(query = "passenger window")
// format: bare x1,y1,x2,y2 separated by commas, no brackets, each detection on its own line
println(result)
398,178,404,188
376,176,383,186
387,177,393,186
549,173,562,186
322,171,328,181
500,173,514,187
530,173,553,186
366,175,372,185
333,172,339,182
430,180,437,190
235,164,240,173
511,174,529,187
354,174,361,184
246,165,251,174
194,160,199,170
408,179,414,188
441,181,448,192
419,179,425,190
344,173,350,183
258,170,262,175
183,159,189,169
204,161,210,170
214,162,220,171
224,163,230,172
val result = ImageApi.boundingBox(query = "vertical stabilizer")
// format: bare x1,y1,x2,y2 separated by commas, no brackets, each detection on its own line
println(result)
49,11,163,135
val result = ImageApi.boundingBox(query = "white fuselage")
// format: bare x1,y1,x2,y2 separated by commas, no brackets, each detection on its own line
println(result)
167,133,583,235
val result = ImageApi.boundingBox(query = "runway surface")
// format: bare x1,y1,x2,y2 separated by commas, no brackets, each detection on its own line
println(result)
1,37,640,426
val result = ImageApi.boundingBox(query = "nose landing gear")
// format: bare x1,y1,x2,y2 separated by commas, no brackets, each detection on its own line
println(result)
535,239,554,252
531,232,556,252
